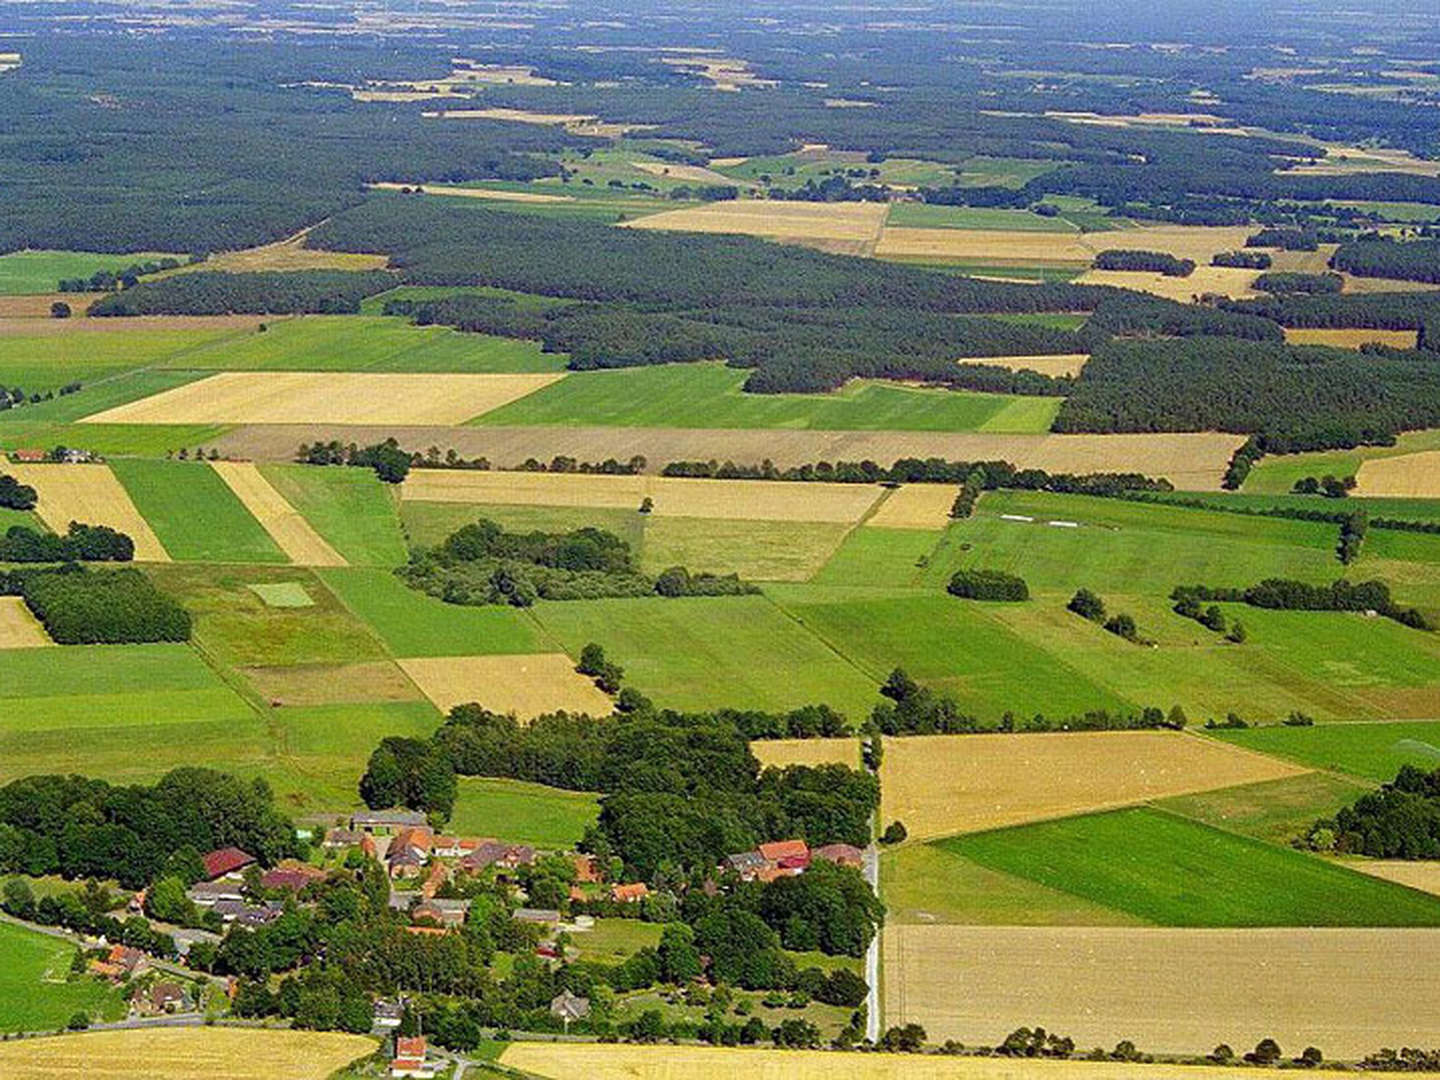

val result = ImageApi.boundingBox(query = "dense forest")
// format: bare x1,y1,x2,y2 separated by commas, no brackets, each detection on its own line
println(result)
0,566,192,643
1331,240,1440,285
90,270,396,316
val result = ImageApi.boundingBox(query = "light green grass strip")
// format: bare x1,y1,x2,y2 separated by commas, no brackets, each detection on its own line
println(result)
110,458,287,563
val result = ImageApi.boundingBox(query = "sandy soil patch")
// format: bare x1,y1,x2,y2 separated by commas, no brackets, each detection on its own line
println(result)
660,55,776,91
399,653,615,717
624,200,889,245
882,731,1306,840
1076,265,1260,301
81,371,563,426
0,293,106,318
877,225,1254,266
1356,450,1440,497
245,660,422,706
959,354,1089,377
1285,327,1420,349
1340,274,1440,294
6,463,169,562
885,925,1440,1056
0,596,51,648
751,736,860,770
0,1027,376,1080
632,160,751,187
401,470,884,523
369,181,573,204
867,484,957,530
423,107,645,138
1344,859,1440,897
210,462,346,566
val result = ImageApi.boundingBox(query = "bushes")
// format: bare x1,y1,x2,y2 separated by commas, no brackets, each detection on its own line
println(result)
1247,227,1318,251
0,474,37,510
1171,578,1431,631
89,270,395,316
1212,250,1271,269
947,569,1029,602
1093,250,1195,277
1067,588,1105,622
0,523,134,563
3,566,191,643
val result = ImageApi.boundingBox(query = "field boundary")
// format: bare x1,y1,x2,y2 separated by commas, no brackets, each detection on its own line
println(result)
210,462,347,566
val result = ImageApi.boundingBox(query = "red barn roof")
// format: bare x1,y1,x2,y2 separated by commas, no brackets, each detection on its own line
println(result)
202,846,255,879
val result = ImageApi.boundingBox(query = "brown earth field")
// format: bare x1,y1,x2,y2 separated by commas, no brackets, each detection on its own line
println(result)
0,1027,377,1079
1355,450,1440,497
1074,265,1259,301
875,224,1255,265
751,736,861,770
6,463,170,562
0,596,52,648
369,181,575,204
0,314,267,335
884,925,1440,1057
210,427,1246,491
866,484,957,530
397,653,616,717
243,660,423,706
0,293,107,317
1344,859,1440,897
501,1044,1440,1080
880,731,1306,840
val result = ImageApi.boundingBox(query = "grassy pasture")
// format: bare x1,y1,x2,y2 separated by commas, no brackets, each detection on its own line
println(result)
639,517,850,581
258,465,407,567
944,807,1440,926
168,315,565,373
0,420,227,458
0,250,182,295
109,459,285,563
532,594,881,717
1209,719,1440,782
0,921,122,1033
319,566,546,658
6,369,212,425
473,361,1060,432
0,325,252,391
448,777,601,847
269,701,441,809
811,527,942,589
1155,772,1372,846
568,918,664,964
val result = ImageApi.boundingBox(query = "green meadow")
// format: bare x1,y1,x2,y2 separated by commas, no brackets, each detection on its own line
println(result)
0,420,227,458
448,778,601,848
1155,772,1372,847
0,369,209,425
810,527,942,590
259,465,408,567
943,807,1440,927
110,459,285,563
0,249,182,295
473,362,1060,432
268,701,442,809
0,921,123,1033
0,325,252,390
1209,719,1440,782
1242,429,1440,495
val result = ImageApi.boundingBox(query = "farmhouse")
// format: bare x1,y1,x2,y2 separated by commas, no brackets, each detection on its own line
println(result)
352,809,428,834
432,835,481,858
322,828,372,850
573,854,602,883
133,980,194,1016
201,846,255,880
390,1035,436,1079
90,944,148,982
213,899,284,926
610,882,650,903
413,898,470,927
460,841,536,873
373,999,404,1029
187,879,245,906
551,989,591,1026
513,907,561,926
261,862,327,893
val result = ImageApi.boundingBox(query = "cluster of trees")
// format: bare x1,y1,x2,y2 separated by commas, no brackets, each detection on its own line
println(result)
3,877,176,962
1171,578,1430,631
58,257,184,292
1303,765,1440,858
0,473,37,510
1247,228,1318,251
1,383,84,410
1067,589,1151,645
947,569,1029,601
89,270,395,316
1221,290,1440,335
1253,272,1343,295
0,768,297,889
1093,250,1195,277
1292,474,1355,497
1338,509,1368,565
0,566,190,643
399,518,756,608
0,522,134,563
1213,250,1271,269
948,468,985,519
1332,240,1440,284
296,438,411,483
1172,592,1247,643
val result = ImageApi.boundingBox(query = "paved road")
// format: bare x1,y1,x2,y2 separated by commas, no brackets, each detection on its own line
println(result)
863,845,880,1043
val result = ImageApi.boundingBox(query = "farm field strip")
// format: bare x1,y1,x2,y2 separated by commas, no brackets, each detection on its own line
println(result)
1356,450,1440,497
883,924,1440,1057
109,458,287,564
879,731,1307,839
1345,859,1440,897
1284,327,1419,349
399,470,884,524
865,484,957,530
958,353,1089,377
397,653,616,717
79,371,565,425
0,920,120,1033
1207,719,1440,782
5,462,170,561
874,223,1255,265
0,597,52,648
449,777,601,848
1075,265,1260,301
622,200,890,244
210,462,346,566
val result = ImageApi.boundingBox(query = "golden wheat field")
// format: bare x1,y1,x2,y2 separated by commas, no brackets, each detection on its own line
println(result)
884,925,1440,1057
0,1028,376,1079
623,200,890,245
0,293,106,318
866,484,957,530
424,106,599,125
880,731,1306,840
1075,265,1260,301
0,597,52,648
959,354,1089,377
751,736,861,769
210,462,346,566
1345,859,1440,897
6,463,170,561
1355,450,1440,497
1285,327,1420,349
401,470,885,523
83,371,564,426
632,160,754,187
398,653,617,717
0,314,265,336
169,235,388,275
502,1043,1440,1080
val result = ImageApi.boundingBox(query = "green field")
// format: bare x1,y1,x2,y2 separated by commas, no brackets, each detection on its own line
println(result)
0,325,252,391
319,567,547,658
0,421,229,458
166,315,566,373
110,459,285,563
270,701,442,809
259,465,408,567
1209,719,1440,782
1243,429,1440,495
943,807,1440,926
473,362,1060,433
1155,772,1372,846
0,250,182,295
568,918,664,964
711,150,956,190
885,203,1077,231
448,777,601,847
0,921,122,1033
811,527,942,589
532,594,881,717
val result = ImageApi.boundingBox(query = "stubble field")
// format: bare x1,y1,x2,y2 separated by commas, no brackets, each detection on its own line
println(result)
397,652,617,717
6,462,170,561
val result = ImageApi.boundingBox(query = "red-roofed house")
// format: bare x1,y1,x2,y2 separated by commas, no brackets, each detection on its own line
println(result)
202,847,255,880
610,882,649,904
260,863,326,894
812,843,864,869
390,1035,435,1078
757,839,810,871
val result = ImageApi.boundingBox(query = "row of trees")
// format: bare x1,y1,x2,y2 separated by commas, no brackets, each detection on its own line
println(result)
1093,250,1194,277
0,522,134,563
1171,578,1431,631
1332,240,1440,284
947,569,1029,601
0,473,37,509
0,566,190,643
1253,272,1343,295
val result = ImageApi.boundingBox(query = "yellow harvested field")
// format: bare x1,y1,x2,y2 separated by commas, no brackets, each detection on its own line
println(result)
632,160,753,187
1356,450,1440,497
0,1028,375,1079
1345,859,1440,897
876,225,1254,266
6,463,169,562
751,736,860,770
503,1043,1440,1080
624,200,890,245
1341,274,1440,294
885,925,1440,1057
81,371,564,426
959,354,1089,377
1075,265,1259,301
880,731,1306,840
210,462,346,566
398,653,616,717
421,107,648,138
1285,327,1420,349
450,60,558,86
710,155,749,167
1288,144,1440,178
867,485,957,530
402,470,883,523
175,235,387,275
0,597,51,648
370,181,573,204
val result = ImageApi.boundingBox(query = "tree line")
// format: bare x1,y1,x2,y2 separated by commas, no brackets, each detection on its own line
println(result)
0,566,191,643
1302,765,1440,858
89,270,395,317
1171,579,1430,631
0,522,134,563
